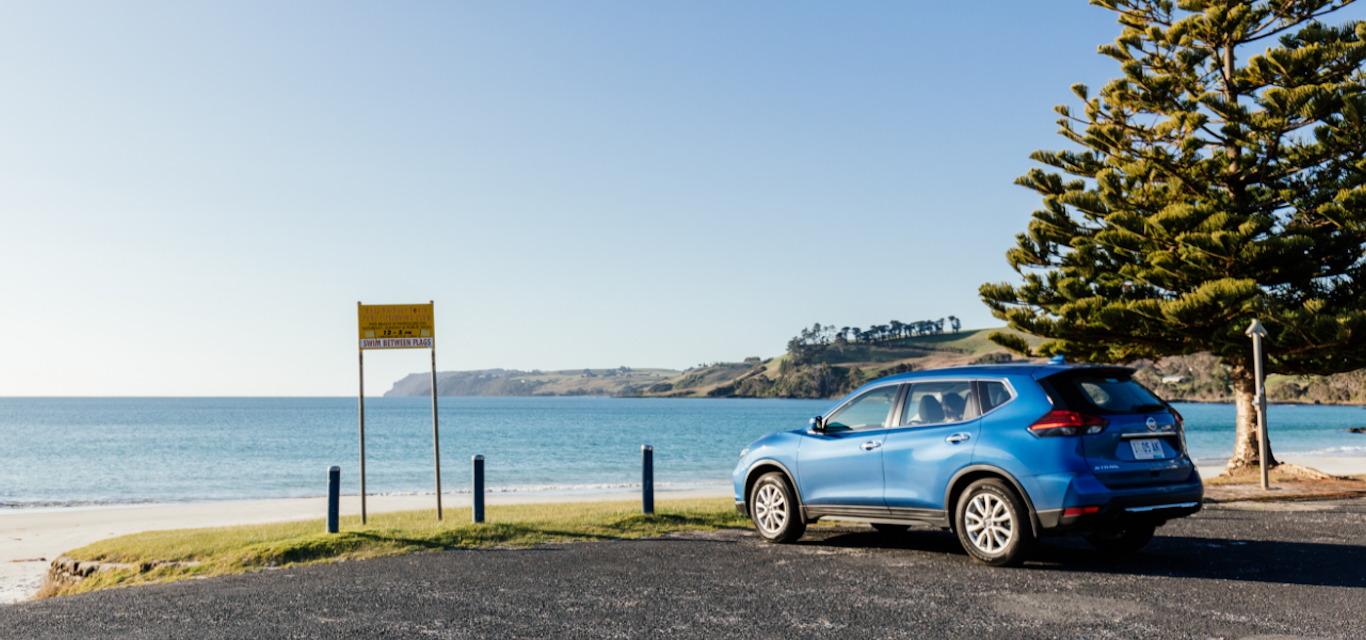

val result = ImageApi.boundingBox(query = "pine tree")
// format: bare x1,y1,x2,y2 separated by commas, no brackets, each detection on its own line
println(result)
980,0,1366,476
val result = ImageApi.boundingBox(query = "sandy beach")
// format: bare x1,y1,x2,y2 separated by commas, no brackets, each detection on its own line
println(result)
0,488,730,605
1194,454,1366,479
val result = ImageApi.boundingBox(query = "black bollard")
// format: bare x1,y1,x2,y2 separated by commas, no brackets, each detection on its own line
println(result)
642,445,654,515
472,454,485,524
327,466,340,534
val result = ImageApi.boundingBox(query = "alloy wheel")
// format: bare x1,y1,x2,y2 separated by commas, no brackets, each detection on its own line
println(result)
754,484,787,534
964,492,1014,554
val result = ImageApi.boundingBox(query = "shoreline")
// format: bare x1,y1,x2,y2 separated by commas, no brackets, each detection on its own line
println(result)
0,481,732,514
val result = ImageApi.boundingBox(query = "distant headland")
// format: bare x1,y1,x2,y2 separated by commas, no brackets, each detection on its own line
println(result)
384,325,1366,404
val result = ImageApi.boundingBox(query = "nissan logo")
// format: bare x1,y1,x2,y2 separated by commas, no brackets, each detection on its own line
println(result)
1146,417,1158,432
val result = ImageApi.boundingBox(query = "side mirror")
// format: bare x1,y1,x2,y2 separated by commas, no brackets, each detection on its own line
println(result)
809,416,825,432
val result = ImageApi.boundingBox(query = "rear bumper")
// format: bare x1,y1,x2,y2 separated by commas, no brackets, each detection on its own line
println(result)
1037,484,1204,535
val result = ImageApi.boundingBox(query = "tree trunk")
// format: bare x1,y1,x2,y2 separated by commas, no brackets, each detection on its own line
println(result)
1223,363,1276,473
1221,363,1332,479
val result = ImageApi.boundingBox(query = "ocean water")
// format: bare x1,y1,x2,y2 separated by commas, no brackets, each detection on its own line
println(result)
1177,402,1366,463
1,397,1363,509
0,397,827,508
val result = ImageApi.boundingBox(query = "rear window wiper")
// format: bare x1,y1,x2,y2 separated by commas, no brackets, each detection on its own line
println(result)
1131,404,1166,413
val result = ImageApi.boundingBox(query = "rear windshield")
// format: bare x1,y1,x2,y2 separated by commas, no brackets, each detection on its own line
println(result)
1041,371,1166,415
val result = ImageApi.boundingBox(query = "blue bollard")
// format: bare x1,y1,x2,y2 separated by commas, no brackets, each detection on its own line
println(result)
642,445,654,515
327,466,340,534
472,455,485,524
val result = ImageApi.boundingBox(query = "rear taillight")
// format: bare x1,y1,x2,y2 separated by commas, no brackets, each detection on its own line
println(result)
1168,405,1187,452
1029,410,1108,437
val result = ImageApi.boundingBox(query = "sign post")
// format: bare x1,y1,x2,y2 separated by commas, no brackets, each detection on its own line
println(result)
1245,319,1270,490
357,302,442,521
358,338,367,523
430,340,443,520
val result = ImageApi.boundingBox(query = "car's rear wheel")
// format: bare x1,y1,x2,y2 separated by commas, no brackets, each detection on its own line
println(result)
870,523,909,535
954,478,1035,567
750,472,806,544
1085,524,1156,554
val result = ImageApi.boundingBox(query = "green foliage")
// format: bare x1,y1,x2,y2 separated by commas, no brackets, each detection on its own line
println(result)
787,319,960,365
986,332,1035,358
981,0,1366,379
971,352,1015,365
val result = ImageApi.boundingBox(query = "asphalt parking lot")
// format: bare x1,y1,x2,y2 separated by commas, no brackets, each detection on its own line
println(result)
2,499,1364,639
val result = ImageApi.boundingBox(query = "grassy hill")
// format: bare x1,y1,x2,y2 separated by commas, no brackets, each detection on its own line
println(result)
633,328,1045,399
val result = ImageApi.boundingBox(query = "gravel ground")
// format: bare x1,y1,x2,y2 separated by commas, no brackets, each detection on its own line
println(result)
2,499,1364,639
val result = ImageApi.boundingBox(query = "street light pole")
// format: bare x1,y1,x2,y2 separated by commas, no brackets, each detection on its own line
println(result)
1245,319,1270,490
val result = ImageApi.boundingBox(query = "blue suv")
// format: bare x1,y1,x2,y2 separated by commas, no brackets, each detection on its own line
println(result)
732,363,1203,566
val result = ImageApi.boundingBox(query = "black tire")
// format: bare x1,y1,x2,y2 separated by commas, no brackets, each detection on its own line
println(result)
954,478,1036,567
1085,524,1156,554
871,523,909,535
749,472,806,544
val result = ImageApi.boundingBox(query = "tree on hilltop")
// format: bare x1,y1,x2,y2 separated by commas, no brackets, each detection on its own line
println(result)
980,0,1366,476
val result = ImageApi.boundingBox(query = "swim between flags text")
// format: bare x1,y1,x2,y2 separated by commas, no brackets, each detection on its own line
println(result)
359,337,434,349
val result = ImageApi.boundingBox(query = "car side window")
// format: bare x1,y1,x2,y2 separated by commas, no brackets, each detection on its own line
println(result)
978,381,1012,413
824,385,900,430
901,381,978,426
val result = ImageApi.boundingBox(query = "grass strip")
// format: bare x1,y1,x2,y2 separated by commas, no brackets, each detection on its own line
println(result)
48,497,750,598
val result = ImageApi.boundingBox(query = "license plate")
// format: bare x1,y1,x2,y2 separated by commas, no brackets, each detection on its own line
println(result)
1130,439,1166,460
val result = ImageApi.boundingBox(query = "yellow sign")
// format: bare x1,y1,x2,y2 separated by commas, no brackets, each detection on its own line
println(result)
358,303,435,349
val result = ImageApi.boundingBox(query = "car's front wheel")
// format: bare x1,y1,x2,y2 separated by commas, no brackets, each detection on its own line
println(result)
750,472,806,544
1085,524,1156,554
954,478,1035,567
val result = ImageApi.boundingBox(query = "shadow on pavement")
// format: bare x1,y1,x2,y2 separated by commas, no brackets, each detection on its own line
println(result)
796,527,967,555
1029,535,1366,588
796,527,1366,589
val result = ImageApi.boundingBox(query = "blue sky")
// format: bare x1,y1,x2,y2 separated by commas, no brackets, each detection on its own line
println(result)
4,2,1353,395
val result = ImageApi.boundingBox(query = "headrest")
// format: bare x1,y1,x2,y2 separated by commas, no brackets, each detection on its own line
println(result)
918,396,944,423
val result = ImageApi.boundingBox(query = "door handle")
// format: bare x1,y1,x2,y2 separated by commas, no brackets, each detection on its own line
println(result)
860,440,882,451
945,433,972,444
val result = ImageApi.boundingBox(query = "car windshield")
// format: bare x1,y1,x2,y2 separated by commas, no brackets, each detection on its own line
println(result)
1045,372,1165,415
